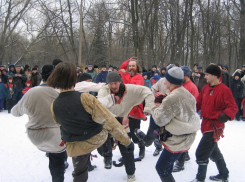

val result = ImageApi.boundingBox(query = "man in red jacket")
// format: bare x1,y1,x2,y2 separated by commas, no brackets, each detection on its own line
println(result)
119,57,146,159
191,65,238,182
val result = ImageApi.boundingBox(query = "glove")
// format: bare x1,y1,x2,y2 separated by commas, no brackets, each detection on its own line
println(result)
218,113,230,123
125,141,134,153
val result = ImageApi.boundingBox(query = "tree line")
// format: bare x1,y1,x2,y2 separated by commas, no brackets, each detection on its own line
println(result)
0,0,245,72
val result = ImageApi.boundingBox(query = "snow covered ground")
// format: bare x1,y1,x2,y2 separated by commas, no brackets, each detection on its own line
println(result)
0,110,244,182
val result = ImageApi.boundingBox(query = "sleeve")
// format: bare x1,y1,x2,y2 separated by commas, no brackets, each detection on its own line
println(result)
97,94,116,108
11,93,28,117
222,89,238,120
75,82,105,93
196,89,203,112
81,93,131,146
51,101,61,125
119,59,129,70
239,82,244,99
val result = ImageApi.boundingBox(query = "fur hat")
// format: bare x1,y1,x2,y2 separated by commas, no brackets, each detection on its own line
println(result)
78,73,92,82
107,72,122,83
181,66,192,77
205,65,221,78
165,67,184,85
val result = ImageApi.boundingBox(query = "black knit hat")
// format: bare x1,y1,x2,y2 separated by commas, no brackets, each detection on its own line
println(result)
32,67,38,71
78,73,92,82
52,59,62,66
41,65,54,81
107,72,122,83
205,65,221,78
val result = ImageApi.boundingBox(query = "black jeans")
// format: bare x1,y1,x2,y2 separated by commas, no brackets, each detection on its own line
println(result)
195,132,229,180
72,153,90,182
128,118,141,143
100,133,113,158
49,151,67,182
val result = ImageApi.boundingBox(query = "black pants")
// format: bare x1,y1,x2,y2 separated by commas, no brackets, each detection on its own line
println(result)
128,118,141,143
235,98,241,119
15,91,23,105
72,153,90,182
6,98,14,112
100,133,113,158
195,132,229,180
49,151,67,182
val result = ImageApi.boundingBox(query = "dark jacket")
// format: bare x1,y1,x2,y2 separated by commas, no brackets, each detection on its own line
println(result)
6,64,16,77
96,71,108,83
196,73,207,92
30,72,41,87
230,78,244,100
0,82,6,99
4,83,18,100
221,71,231,88
147,70,154,80
13,72,27,92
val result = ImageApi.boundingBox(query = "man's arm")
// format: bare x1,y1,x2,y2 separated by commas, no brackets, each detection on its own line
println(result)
11,93,28,117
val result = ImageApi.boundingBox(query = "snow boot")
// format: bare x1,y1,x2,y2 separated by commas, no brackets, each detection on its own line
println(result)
214,158,229,179
173,160,184,172
195,161,208,181
134,127,156,147
134,128,146,141
64,161,69,169
138,140,145,159
153,148,162,156
160,174,175,182
209,174,228,182
88,164,97,172
185,151,190,161
127,174,136,182
104,157,112,169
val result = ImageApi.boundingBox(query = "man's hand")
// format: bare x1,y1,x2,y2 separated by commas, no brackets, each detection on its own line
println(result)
218,113,230,123
119,69,126,73
154,92,166,98
122,117,129,125
114,95,120,103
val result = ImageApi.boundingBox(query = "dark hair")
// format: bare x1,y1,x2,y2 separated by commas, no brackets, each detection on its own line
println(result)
47,62,77,90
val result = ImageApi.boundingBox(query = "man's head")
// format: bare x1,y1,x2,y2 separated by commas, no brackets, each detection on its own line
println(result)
113,66,119,72
242,64,245,71
41,65,55,82
194,63,198,70
0,65,5,70
107,72,122,93
87,64,93,71
181,66,191,82
78,73,92,82
127,59,142,76
32,67,38,74
197,66,203,73
152,65,157,72
52,59,62,67
205,65,221,84
101,65,107,71
161,67,166,75
9,65,15,72
223,65,228,72
109,65,113,70
15,65,22,73
142,72,148,80
165,67,184,89
234,72,240,81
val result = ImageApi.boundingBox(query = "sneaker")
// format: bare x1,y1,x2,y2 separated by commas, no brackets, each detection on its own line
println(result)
127,174,136,182
153,148,162,156
104,157,112,169
209,174,229,182
190,179,205,182
134,128,146,141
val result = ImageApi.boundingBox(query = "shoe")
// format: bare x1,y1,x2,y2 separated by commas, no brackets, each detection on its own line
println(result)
104,157,112,169
190,179,205,182
138,140,145,159
88,164,97,172
185,152,190,161
64,161,69,169
172,161,184,172
134,128,146,141
127,174,136,182
118,157,123,162
235,117,240,121
153,148,162,156
209,174,228,182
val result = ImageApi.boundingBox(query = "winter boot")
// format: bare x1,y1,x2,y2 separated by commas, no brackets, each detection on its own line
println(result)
209,174,229,182
195,161,208,181
88,163,97,172
104,157,112,169
118,156,123,162
127,174,136,182
214,158,229,179
134,128,146,141
138,140,145,159
153,148,163,156
190,179,205,182
134,127,156,147
173,160,184,172
64,161,69,169
185,151,190,161
160,174,175,182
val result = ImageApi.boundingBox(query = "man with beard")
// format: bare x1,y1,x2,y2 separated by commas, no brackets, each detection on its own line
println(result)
119,57,146,160
98,72,154,181
30,67,41,87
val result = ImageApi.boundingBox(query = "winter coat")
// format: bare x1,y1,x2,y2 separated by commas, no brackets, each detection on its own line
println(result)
150,76,160,86
0,82,6,99
220,71,231,88
22,86,32,95
51,92,131,157
230,78,244,100
182,80,199,100
240,75,245,98
144,79,152,88
74,81,106,93
98,84,155,118
195,72,207,92
6,64,16,77
96,71,108,83
147,70,154,80
13,73,27,92
151,77,170,94
152,86,200,153
197,83,238,141
4,83,18,100
85,70,97,83
11,85,66,153
30,72,41,87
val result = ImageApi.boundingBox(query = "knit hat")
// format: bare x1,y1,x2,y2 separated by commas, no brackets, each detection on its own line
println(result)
154,70,160,75
94,65,98,68
181,66,191,77
107,72,122,83
87,63,93,67
41,65,54,81
142,72,148,76
78,73,92,82
161,67,166,71
152,65,157,69
52,59,62,66
234,72,241,77
205,65,221,78
223,65,228,70
101,65,106,68
167,64,176,70
32,67,38,71
197,66,203,70
165,67,184,85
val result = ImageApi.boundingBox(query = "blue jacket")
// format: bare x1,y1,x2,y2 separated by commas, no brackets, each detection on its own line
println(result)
144,79,152,88
0,82,7,99
4,83,18,100
96,71,108,83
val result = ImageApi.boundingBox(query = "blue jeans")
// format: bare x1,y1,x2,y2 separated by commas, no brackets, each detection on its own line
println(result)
156,148,182,177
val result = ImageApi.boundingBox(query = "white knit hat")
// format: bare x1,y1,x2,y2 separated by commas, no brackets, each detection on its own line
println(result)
165,67,184,85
